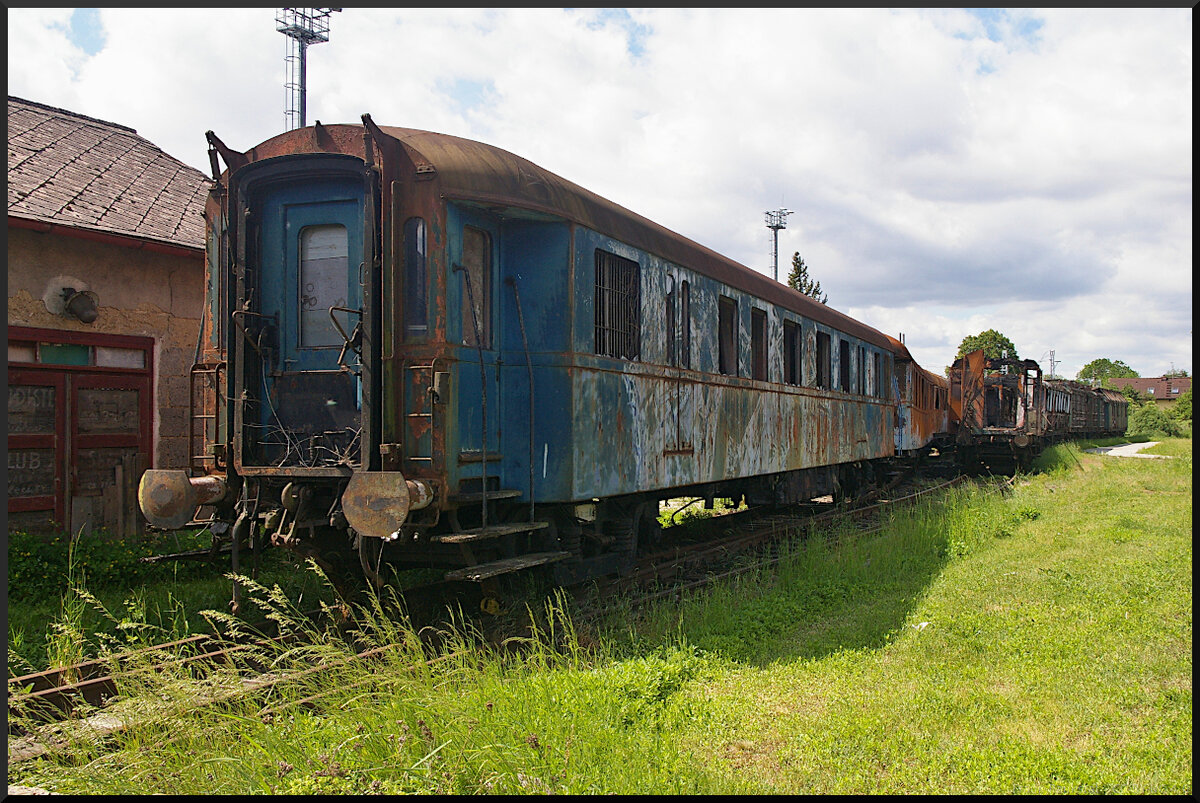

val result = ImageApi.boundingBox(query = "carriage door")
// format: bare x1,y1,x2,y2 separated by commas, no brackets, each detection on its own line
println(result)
256,178,365,467
454,213,502,483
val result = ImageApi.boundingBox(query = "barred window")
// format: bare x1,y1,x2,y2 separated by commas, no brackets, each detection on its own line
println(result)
595,249,640,360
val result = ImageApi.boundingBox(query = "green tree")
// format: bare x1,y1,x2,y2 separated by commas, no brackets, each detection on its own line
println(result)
786,252,827,304
1170,389,1191,421
955,329,1019,361
1164,368,1189,377
1077,357,1138,385
1118,384,1149,405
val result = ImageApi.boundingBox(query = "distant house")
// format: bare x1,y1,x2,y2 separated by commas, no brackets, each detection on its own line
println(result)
1110,376,1192,410
7,95,211,535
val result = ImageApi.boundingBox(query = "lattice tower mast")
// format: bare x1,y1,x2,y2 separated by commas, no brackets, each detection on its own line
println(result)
765,209,792,283
276,8,340,131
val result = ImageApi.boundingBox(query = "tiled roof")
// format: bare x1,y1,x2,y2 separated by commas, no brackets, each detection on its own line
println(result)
1111,376,1191,397
7,96,210,250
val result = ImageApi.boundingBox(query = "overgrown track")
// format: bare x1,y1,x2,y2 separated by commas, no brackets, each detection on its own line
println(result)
7,459,1003,761
6,620,456,765
6,631,290,740
573,470,997,625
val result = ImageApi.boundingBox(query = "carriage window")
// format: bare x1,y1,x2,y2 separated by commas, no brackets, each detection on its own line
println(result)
718,296,738,376
666,277,676,366
751,308,767,381
680,280,691,369
839,339,851,391
857,346,867,395
462,226,491,348
784,320,801,386
404,217,427,336
874,352,882,397
595,249,640,360
299,224,348,347
816,331,831,389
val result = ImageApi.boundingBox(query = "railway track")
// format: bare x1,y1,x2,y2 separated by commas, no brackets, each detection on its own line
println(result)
574,469,984,625
6,616,452,765
8,463,994,764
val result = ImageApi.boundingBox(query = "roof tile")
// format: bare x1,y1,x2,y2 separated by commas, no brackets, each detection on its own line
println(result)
7,96,210,250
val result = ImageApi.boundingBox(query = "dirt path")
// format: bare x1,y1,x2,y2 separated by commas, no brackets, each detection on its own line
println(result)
1083,442,1167,459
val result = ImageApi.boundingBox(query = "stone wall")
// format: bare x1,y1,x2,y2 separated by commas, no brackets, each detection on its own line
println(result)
8,226,204,470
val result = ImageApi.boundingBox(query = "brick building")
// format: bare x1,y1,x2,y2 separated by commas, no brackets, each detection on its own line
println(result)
7,96,211,535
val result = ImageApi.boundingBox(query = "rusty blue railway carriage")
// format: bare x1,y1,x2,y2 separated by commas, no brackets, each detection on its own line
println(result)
138,118,918,595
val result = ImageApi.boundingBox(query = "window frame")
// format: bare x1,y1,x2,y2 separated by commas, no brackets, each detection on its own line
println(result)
750,307,768,382
462,225,493,349
816,331,832,390
783,320,801,386
718,295,738,377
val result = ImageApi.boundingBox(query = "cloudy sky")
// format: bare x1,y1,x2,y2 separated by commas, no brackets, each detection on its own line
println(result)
8,8,1192,379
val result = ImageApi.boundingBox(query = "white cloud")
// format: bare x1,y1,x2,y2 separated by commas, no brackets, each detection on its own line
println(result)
6,7,1191,378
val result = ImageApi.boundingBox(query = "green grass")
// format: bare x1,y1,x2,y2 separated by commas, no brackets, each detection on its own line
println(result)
7,544,340,675
1140,439,1192,458
8,442,1191,794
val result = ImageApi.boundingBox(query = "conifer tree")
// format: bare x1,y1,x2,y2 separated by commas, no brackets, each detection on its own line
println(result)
786,252,827,304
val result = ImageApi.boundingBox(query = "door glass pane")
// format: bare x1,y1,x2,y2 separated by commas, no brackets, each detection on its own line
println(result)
405,217,427,335
7,449,56,498
299,224,349,347
462,226,491,348
95,346,146,369
40,343,90,365
9,343,36,363
76,388,140,434
75,447,138,497
8,385,57,433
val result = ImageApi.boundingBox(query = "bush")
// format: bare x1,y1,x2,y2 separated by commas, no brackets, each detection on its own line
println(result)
1126,403,1185,439
1171,389,1191,422
7,529,213,603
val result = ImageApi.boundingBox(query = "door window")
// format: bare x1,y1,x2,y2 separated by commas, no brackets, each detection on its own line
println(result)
298,224,349,347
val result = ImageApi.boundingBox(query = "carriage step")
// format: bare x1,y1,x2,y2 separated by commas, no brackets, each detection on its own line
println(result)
444,551,572,582
431,521,550,545
447,489,522,504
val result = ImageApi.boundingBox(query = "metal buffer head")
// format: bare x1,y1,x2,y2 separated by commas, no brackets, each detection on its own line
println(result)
341,472,434,540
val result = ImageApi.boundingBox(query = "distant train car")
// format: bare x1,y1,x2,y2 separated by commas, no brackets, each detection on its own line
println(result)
139,117,923,597
949,350,1045,471
949,350,1129,472
886,335,952,457
1043,380,1128,438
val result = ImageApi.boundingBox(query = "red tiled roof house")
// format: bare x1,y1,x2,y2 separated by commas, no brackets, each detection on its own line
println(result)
1109,376,1192,409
